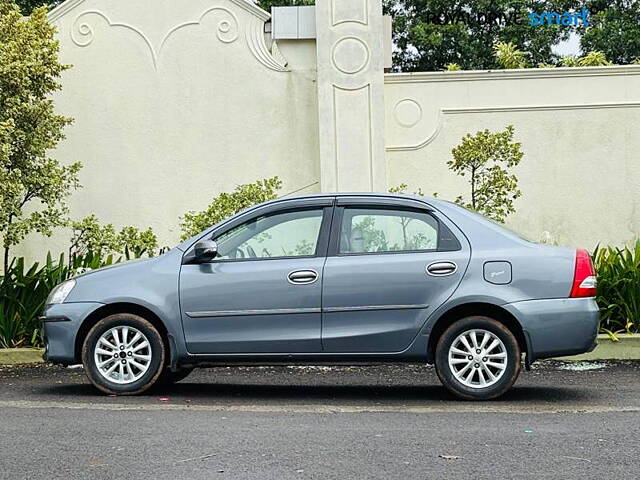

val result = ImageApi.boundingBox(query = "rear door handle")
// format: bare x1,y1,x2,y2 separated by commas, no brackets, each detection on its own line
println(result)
287,269,318,285
426,261,457,276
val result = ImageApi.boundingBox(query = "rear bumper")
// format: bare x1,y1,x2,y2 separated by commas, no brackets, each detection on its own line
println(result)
503,297,599,362
41,302,104,364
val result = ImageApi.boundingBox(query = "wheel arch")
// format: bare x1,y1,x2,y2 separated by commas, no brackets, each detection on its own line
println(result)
426,302,529,364
74,302,172,365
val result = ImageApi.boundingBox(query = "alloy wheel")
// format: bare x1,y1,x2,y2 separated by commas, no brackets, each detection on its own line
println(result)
447,328,508,389
94,326,152,385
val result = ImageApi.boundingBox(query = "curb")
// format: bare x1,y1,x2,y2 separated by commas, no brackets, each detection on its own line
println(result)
1,334,639,365
0,348,44,365
555,334,640,361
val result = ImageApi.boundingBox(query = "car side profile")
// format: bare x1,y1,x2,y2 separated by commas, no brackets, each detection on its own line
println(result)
42,193,599,400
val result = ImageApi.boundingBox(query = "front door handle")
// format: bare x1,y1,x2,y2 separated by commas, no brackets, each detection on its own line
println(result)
287,269,318,285
426,261,458,276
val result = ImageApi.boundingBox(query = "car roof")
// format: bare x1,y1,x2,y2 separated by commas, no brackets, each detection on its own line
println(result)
270,191,442,207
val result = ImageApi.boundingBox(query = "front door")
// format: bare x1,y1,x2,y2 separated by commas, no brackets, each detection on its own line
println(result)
180,205,332,354
322,201,470,353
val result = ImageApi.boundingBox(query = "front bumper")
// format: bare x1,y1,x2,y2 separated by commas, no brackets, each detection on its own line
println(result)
41,302,104,364
503,297,599,362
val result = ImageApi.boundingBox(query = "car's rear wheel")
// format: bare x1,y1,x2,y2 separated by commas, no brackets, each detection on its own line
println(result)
82,313,165,395
435,316,521,400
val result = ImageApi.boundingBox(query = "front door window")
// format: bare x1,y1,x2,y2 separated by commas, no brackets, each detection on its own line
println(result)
215,209,324,260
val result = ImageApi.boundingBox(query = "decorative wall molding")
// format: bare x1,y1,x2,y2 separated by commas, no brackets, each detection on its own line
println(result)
386,109,444,152
68,4,288,72
71,10,154,53
331,36,370,74
71,8,239,70
331,0,369,26
49,0,270,23
246,16,289,72
386,101,640,152
443,101,640,114
393,98,422,128
48,0,88,22
332,84,375,190
384,65,640,84
161,8,239,47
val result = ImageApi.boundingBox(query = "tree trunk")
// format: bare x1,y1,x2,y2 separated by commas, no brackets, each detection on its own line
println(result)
471,167,477,210
3,246,9,276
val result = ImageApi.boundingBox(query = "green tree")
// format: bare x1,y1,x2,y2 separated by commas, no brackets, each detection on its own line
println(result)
0,2,80,273
579,0,640,65
180,177,283,240
14,0,61,15
449,125,524,223
256,0,314,12
388,0,578,72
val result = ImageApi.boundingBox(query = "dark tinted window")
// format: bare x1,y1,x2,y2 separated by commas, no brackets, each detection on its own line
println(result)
339,208,460,254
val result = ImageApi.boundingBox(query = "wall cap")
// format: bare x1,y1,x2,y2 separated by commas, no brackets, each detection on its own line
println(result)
385,65,640,84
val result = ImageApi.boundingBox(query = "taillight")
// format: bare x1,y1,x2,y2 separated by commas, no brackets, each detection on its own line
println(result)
569,249,597,298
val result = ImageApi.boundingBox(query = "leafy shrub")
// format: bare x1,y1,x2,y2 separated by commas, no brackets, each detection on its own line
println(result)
593,241,640,335
0,216,159,348
0,251,114,348
69,215,158,262
562,51,612,67
494,42,529,69
180,177,282,240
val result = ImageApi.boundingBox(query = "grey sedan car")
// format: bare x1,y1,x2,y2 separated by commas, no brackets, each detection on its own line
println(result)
42,193,599,400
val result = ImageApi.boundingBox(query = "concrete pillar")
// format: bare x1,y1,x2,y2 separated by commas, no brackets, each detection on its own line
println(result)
315,0,387,192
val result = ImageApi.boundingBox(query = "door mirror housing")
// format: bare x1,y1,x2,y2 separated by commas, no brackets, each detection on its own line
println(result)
194,240,218,262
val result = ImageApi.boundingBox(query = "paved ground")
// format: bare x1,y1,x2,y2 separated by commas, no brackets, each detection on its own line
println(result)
1,360,640,479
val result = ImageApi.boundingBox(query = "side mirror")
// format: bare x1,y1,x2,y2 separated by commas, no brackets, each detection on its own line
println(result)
194,240,218,262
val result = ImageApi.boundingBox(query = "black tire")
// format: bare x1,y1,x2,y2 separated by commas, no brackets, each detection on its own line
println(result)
82,313,166,395
434,316,521,400
157,368,193,386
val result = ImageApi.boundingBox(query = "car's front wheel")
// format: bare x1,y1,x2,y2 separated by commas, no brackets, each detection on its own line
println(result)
82,313,166,395
434,316,521,400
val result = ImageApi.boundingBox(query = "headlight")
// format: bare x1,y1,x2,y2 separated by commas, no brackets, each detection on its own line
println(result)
46,279,76,305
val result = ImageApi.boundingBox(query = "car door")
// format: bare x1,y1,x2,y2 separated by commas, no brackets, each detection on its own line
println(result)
179,200,333,354
321,197,470,353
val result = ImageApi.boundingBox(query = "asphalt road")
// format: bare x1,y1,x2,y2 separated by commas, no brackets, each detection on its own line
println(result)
1,360,639,479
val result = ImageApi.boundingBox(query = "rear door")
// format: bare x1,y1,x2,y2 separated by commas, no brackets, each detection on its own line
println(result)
321,197,470,353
